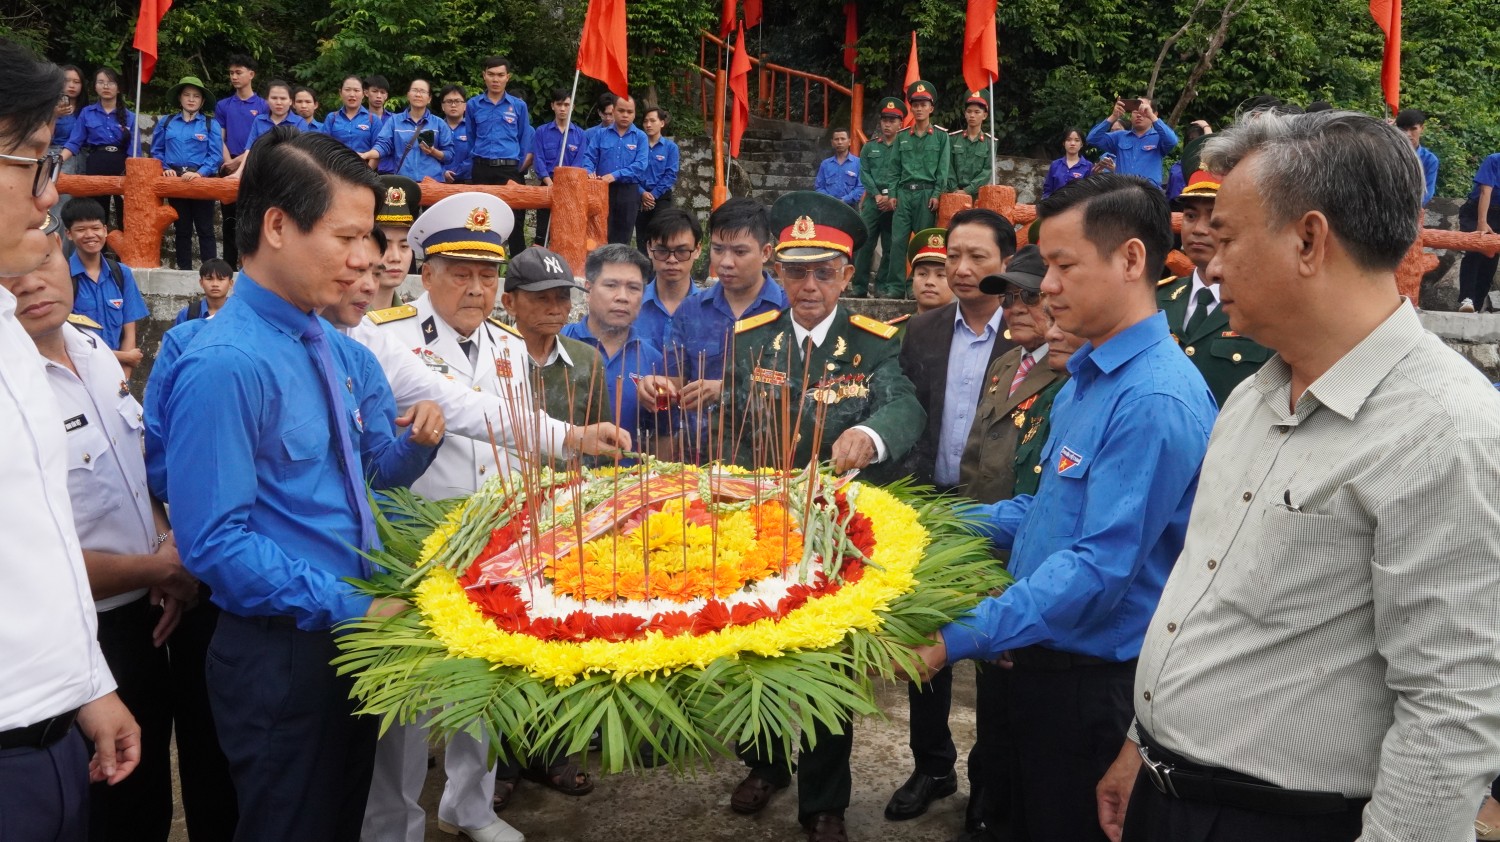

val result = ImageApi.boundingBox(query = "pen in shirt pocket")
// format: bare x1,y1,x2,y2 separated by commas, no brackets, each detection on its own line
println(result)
1282,489,1302,512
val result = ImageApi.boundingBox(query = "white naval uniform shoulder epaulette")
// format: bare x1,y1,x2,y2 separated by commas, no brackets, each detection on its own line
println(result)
488,316,523,338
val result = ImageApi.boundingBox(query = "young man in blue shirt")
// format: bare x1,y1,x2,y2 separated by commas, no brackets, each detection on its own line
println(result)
161,127,440,842
215,54,268,266
583,94,649,246
637,206,703,351
465,56,534,259
636,105,680,252
908,174,1218,842
815,128,862,208
530,87,588,246
61,198,148,374
1458,151,1500,312
1087,98,1179,187
1395,108,1439,207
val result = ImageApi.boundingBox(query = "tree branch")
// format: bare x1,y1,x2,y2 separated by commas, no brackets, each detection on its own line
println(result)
1168,0,1251,125
1147,0,1210,101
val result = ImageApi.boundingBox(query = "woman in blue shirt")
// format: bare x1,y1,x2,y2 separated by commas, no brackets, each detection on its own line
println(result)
151,76,225,269
51,65,87,213
63,67,136,226
293,86,323,132
241,80,308,149
1042,128,1092,198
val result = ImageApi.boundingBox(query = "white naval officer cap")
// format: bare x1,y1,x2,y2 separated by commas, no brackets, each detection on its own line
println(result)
406,192,516,264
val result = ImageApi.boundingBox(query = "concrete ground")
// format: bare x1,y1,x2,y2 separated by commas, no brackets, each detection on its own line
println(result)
167,666,980,842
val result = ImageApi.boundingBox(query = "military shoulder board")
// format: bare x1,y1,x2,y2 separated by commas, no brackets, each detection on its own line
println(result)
735,309,781,334
367,304,418,325
488,316,523,338
67,313,103,329
849,313,898,339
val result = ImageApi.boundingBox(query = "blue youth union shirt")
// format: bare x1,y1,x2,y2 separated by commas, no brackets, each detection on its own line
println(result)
161,275,436,630
68,252,148,351
561,319,666,433
321,106,380,154
940,311,1217,663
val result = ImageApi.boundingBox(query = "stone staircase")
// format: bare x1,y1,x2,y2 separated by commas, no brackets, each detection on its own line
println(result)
726,116,827,202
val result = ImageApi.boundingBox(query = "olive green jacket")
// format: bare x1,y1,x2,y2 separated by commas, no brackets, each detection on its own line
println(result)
950,130,992,198
1157,275,1272,407
958,346,1068,504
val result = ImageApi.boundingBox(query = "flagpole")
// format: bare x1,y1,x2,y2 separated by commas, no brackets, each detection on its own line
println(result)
545,68,583,250
988,79,996,186
133,51,144,157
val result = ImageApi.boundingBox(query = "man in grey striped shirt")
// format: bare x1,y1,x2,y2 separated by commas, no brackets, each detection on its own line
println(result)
1097,110,1500,842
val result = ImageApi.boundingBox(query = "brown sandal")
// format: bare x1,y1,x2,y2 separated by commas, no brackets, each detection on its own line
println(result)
492,776,519,811
730,772,787,815
522,759,594,796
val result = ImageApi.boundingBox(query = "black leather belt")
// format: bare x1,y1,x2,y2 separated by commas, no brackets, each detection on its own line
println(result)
85,145,122,153
476,157,519,167
1136,729,1365,816
0,708,79,751
1007,645,1116,671
900,181,934,191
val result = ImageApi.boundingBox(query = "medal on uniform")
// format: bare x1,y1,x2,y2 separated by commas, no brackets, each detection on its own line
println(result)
496,357,513,378
851,353,861,367
752,366,787,386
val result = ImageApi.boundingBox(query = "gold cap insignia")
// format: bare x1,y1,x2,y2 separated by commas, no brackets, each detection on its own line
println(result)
465,207,491,232
385,186,406,206
927,233,944,248
916,84,927,94
791,215,817,240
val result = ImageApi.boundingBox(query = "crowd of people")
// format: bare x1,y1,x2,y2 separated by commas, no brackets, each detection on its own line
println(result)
8,32,1500,842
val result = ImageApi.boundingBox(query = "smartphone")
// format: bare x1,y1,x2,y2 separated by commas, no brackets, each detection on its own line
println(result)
1120,98,1142,113
418,129,436,146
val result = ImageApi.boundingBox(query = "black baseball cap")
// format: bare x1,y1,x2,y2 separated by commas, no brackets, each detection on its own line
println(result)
979,244,1045,294
504,246,584,293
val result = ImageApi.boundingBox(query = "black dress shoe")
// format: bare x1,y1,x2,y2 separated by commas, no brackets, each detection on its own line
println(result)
964,787,987,833
884,769,959,821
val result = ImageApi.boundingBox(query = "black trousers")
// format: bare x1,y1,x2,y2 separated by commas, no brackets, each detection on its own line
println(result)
171,601,237,839
634,189,674,255
985,655,1136,842
168,197,217,270
1121,769,1365,842
1459,200,1500,310
0,729,90,841
607,180,641,246
83,148,126,230
472,160,529,258
208,612,377,842
738,716,853,826
90,596,174,842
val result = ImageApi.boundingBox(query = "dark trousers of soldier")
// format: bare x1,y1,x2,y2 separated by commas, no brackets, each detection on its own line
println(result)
168,197,217,270
853,195,892,296
607,180,641,245
990,653,1134,842
634,189,674,256
209,612,377,842
90,596,173,842
737,717,853,826
472,160,529,259
884,183,937,298
1458,201,1500,310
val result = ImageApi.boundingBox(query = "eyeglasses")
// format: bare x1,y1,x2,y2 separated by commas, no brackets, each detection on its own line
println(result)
648,245,695,262
1001,288,1042,307
0,150,62,198
779,264,843,284
96,79,119,88
442,99,465,105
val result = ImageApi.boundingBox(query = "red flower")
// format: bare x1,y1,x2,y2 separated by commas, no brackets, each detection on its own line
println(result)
460,512,528,587
647,611,694,638
729,600,774,626
526,617,564,640
682,499,714,527
586,613,647,642
557,611,593,642
776,583,814,616
838,558,866,582
691,600,732,635
467,581,527,620
493,612,529,633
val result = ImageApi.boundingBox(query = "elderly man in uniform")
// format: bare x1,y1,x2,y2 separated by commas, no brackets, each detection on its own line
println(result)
722,191,924,842
1154,168,1271,406
359,196,622,842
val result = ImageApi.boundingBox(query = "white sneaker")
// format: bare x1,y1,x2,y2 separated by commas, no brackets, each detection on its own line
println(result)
437,818,525,842
1460,298,1477,313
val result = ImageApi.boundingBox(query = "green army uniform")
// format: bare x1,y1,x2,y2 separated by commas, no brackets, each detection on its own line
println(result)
1010,377,1066,497
950,89,993,200
1156,276,1271,406
958,346,1067,504
527,329,610,426
882,81,952,298
725,192,926,834
852,96,905,297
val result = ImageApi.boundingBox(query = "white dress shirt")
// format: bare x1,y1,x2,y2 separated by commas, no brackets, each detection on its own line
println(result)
0,287,115,729
792,308,886,461
46,324,158,612
1135,302,1500,841
935,306,1005,487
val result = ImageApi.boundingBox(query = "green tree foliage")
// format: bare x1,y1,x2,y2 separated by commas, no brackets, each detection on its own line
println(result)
9,0,1498,196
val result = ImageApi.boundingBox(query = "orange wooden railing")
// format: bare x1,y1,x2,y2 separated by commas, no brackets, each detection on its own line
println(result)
57,158,609,275
936,186,1500,300
675,29,865,209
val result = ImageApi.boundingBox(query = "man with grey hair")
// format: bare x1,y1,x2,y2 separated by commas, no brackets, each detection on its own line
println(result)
1096,110,1500,842
562,242,666,441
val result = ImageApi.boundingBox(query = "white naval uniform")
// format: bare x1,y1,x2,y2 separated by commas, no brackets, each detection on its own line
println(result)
355,293,546,841
47,323,157,611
